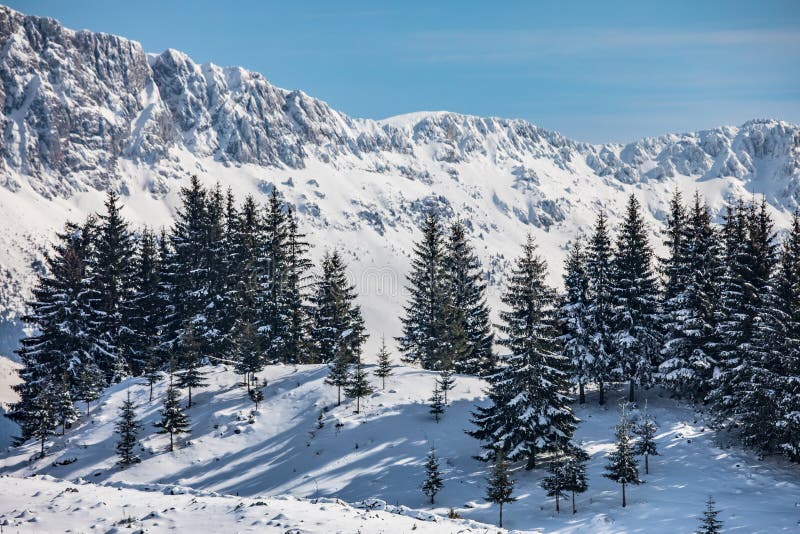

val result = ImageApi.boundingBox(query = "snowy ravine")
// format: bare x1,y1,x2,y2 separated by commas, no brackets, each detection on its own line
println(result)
1,5,800,354
1,364,798,532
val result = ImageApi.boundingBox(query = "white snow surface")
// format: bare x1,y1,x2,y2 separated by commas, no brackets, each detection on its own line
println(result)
1,363,798,532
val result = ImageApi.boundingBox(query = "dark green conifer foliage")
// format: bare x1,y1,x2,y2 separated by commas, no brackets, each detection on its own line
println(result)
115,390,141,466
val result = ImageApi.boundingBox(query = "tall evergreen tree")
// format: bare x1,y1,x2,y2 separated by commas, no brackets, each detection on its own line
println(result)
115,390,141,467
92,191,136,381
282,207,313,363
398,212,450,370
128,228,164,376
774,212,800,461
485,451,515,528
604,407,642,507
659,194,720,401
559,240,593,404
344,353,373,414
421,447,444,504
695,496,723,534
611,195,661,402
469,235,576,469
444,220,495,375
309,250,366,364
155,376,190,452
374,336,394,390
585,211,616,405
258,188,290,363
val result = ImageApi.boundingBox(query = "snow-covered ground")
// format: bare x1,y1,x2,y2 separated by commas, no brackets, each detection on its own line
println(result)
1,363,798,532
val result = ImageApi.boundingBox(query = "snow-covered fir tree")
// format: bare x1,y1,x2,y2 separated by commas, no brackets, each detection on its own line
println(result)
309,250,366,363
76,363,105,416
175,321,208,408
258,188,290,363
155,376,190,452
398,211,450,370
51,373,78,436
249,386,264,411
282,207,313,363
559,240,593,404
469,235,576,469
421,446,444,504
373,335,394,390
585,211,616,405
659,193,720,401
29,389,56,457
444,220,495,375
485,450,515,528
128,228,164,376
429,379,445,422
92,191,136,382
604,406,642,507
438,366,455,405
562,445,589,514
115,390,141,467
633,405,659,474
695,496,723,534
344,353,373,414
540,458,568,513
611,195,661,402
233,316,263,392
325,345,350,406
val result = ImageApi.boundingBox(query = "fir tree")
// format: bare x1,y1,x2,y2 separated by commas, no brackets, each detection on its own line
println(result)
282,207,313,363
309,250,366,363
429,380,445,422
562,445,589,514
774,212,800,461
258,188,290,363
129,228,166,377
344,353,373,414
421,447,444,504
249,386,264,411
659,194,720,401
444,220,495,375
233,316,263,392
398,211,450,370
175,321,208,408
373,335,394,390
695,496,723,534
469,235,576,469
92,190,136,382
438,366,455,405
540,458,568,513
485,450,515,528
143,348,162,403
611,195,661,402
155,377,190,452
604,406,642,507
325,346,350,406
115,390,141,466
559,240,592,404
76,363,105,417
585,211,616,405
632,404,659,474
51,373,78,436
30,390,56,458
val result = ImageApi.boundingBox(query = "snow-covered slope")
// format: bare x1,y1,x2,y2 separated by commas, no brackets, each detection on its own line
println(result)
1,4,799,355
0,475,497,533
1,364,798,532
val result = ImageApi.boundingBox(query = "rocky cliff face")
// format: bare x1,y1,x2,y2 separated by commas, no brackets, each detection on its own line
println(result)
0,5,798,356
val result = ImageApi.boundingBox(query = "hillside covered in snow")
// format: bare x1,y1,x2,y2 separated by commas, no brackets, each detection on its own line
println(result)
0,5,799,355
0,364,798,532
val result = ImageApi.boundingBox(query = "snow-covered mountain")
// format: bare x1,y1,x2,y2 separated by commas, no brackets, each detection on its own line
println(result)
1,4,799,355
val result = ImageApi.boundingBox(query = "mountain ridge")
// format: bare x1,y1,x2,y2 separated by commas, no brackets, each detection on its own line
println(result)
0,4,798,355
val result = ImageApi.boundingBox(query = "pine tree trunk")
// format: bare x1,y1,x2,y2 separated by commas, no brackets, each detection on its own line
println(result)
86,401,90,417
572,491,576,514
525,453,536,470
645,454,649,474
188,387,192,408
599,381,605,405
337,386,341,406
556,491,560,513
149,382,153,402
40,435,45,456
169,431,174,452
430,494,434,504
622,482,626,507
356,396,360,414
499,503,503,528
628,380,635,403
382,376,386,390
579,382,585,404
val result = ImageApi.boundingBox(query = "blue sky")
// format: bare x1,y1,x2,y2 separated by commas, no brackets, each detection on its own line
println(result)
7,0,800,143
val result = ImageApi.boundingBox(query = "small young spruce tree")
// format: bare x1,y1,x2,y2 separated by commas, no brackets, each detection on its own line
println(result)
695,496,723,534
633,405,659,475
344,353,373,414
429,380,445,422
373,335,393,390
485,450,515,528
421,446,444,504
604,406,642,507
540,458,568,513
325,346,350,406
115,390,141,467
562,445,589,514
438,367,455,405
155,377,190,452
